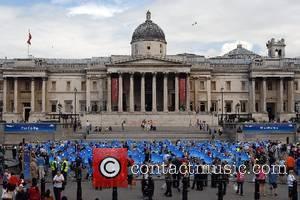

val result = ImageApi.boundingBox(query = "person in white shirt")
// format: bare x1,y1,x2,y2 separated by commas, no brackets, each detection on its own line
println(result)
53,171,65,200
287,170,296,200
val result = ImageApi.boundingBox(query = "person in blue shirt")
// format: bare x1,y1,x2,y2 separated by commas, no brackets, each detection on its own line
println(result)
37,154,45,179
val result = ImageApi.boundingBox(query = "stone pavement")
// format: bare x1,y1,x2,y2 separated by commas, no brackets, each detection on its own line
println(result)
43,178,291,200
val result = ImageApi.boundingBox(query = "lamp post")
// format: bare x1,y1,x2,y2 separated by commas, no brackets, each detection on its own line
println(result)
74,88,78,132
236,103,240,121
221,87,224,125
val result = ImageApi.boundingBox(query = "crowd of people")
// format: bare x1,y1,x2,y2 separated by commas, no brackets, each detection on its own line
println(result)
0,139,299,200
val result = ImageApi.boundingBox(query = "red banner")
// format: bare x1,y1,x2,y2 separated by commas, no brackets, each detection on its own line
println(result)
179,77,186,106
93,148,128,188
111,78,118,104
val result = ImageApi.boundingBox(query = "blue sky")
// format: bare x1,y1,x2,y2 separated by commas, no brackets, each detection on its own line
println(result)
0,0,300,58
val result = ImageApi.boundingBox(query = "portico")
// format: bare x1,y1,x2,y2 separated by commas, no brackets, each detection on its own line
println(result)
105,57,191,113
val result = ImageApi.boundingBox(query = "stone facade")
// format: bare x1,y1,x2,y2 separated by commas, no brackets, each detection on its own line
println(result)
0,11,300,126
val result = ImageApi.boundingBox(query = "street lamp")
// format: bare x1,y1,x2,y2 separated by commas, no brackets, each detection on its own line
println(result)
236,103,241,121
74,88,78,132
221,87,224,125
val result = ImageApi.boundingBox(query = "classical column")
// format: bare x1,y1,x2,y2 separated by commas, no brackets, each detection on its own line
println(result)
194,78,198,111
163,73,168,112
42,78,47,113
278,78,283,113
288,79,295,112
152,73,157,112
118,73,123,112
186,73,191,112
107,74,112,112
98,78,103,111
31,78,35,112
249,78,256,113
129,73,134,112
207,78,211,112
86,77,91,112
175,73,179,112
140,73,145,112
14,78,18,113
3,78,7,113
261,78,266,113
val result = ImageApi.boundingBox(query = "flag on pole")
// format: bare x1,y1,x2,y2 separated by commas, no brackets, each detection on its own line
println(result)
27,31,32,45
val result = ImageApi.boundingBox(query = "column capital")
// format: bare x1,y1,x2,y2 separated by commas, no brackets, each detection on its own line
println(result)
31,77,35,81
152,72,157,75
140,72,145,76
42,77,48,81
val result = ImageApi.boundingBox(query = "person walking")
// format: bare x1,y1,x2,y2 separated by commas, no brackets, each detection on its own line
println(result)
164,163,172,197
61,158,69,184
236,168,245,196
37,154,45,180
27,178,41,200
287,170,296,200
53,171,65,200
50,157,58,178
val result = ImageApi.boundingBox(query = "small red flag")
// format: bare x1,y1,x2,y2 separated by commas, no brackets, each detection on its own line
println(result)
27,32,32,45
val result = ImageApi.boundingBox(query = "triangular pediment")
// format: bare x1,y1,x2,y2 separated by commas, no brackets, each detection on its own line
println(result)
111,56,184,65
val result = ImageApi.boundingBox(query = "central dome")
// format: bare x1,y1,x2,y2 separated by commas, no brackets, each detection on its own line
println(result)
131,11,166,44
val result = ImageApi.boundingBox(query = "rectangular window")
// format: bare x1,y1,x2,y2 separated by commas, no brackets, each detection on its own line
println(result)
200,81,205,90
255,102,259,112
267,81,272,90
294,81,298,91
66,81,71,91
64,100,73,113
211,81,216,90
241,81,246,91
79,101,86,112
240,101,247,112
91,101,98,112
51,101,57,112
81,81,86,91
225,101,232,112
51,81,56,91
226,81,231,91
200,102,206,112
93,81,97,90
211,101,217,112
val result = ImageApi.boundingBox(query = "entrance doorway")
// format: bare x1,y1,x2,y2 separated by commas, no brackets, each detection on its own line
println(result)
24,107,31,122
266,102,276,121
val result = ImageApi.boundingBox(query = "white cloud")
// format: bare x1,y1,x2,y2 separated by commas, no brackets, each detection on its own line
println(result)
221,41,253,55
67,3,125,18
1,0,300,58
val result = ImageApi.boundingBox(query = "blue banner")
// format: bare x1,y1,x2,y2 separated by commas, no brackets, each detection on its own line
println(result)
243,123,296,134
4,123,56,133
23,149,31,180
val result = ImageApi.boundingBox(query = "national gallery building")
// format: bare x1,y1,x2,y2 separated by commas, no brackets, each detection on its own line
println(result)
0,11,300,126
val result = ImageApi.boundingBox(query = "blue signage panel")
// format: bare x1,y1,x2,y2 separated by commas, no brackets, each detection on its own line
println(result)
243,123,296,134
4,123,56,133
23,149,31,180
